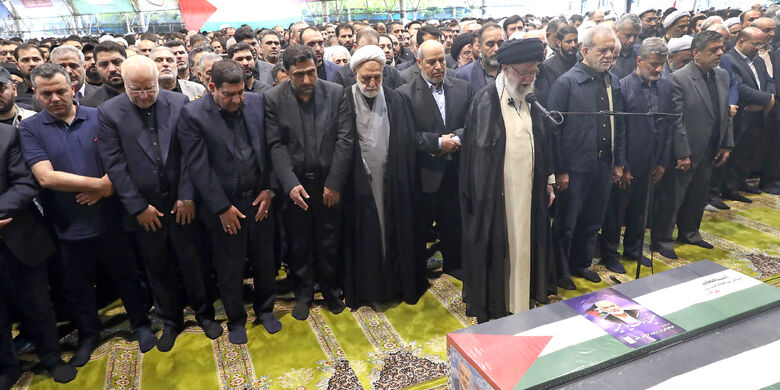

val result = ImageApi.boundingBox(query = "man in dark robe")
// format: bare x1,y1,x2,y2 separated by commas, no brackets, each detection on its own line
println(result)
341,45,425,308
460,38,556,323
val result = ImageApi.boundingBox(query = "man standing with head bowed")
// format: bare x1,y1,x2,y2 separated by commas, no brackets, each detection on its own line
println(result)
264,45,354,321
97,55,222,352
460,38,557,323
178,60,281,344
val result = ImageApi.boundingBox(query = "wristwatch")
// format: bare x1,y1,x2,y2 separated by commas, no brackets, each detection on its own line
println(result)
182,199,195,207
264,189,276,198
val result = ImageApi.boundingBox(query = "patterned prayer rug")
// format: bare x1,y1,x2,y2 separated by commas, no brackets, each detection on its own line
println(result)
11,192,780,390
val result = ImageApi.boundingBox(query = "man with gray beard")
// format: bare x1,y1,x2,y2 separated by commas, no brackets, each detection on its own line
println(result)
460,38,556,322
149,46,205,101
454,23,504,92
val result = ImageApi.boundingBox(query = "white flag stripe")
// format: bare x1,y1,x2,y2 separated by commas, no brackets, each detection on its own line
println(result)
515,270,762,356
646,339,780,390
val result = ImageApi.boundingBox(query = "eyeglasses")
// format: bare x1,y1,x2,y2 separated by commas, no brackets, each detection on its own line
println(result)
127,88,157,96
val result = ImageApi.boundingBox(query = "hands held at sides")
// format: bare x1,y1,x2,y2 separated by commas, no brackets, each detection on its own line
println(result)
676,157,691,172
436,133,461,156
714,148,730,167
547,184,555,207
651,165,666,183
171,200,195,225
137,205,164,232
252,190,273,221
612,166,624,185
220,206,246,235
0,217,12,229
76,174,114,206
555,173,569,192
618,170,633,189
289,184,340,210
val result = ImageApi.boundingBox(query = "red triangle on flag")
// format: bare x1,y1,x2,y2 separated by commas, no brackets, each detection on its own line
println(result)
448,333,552,389
178,0,217,31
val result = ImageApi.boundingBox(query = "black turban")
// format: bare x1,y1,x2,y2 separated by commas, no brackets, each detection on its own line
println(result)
450,32,475,60
495,38,545,65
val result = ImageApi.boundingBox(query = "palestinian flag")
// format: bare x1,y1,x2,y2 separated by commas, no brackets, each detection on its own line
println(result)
447,260,780,389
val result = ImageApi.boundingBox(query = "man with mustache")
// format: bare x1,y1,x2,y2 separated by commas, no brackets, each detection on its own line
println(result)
397,40,473,280
340,45,423,308
227,42,271,95
13,44,44,108
149,46,205,101
612,13,643,80
548,25,627,288
264,45,353,321
164,40,198,83
80,41,126,108
49,45,97,104
259,30,282,65
82,43,101,86
454,23,504,93
599,38,674,274
0,67,35,127
651,31,733,260
459,38,556,322
637,9,663,43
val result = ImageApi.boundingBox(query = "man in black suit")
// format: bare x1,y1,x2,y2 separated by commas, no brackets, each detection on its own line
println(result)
0,123,76,387
397,40,473,279
80,41,126,108
719,27,775,201
97,56,222,352
227,42,271,95
265,45,354,320
178,59,281,344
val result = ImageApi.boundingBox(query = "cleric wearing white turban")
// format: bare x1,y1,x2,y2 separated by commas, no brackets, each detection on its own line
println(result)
341,45,424,309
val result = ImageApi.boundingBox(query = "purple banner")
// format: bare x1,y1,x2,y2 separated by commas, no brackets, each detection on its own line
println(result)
564,288,685,349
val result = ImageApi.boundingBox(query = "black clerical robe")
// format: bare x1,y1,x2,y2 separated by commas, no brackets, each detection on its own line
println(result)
342,86,426,308
459,83,557,323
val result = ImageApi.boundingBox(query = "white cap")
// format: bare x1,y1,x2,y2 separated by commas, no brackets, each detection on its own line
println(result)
508,31,526,40
663,10,691,29
115,37,128,47
667,35,693,53
724,17,740,28
98,35,116,43
638,8,657,17
349,45,386,71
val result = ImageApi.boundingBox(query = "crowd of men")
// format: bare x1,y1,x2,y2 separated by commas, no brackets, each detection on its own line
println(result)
1,3,780,386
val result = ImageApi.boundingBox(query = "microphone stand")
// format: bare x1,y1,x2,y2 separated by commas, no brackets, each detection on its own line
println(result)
548,110,682,280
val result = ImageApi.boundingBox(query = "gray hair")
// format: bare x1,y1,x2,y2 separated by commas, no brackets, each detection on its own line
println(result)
49,44,84,65
700,16,724,31
617,13,641,31
766,4,780,24
323,45,350,63
149,46,173,58
30,63,71,89
582,25,615,49
197,53,222,71
638,37,668,59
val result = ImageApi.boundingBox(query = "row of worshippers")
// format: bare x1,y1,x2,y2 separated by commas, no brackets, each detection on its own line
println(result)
3,6,780,385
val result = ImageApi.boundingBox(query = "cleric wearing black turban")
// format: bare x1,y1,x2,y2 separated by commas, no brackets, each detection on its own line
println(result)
459,37,557,323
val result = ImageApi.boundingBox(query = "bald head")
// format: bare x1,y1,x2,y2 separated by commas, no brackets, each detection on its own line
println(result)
417,40,445,60
121,55,159,108
736,26,765,57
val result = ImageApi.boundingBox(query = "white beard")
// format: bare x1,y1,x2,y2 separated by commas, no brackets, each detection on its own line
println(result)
357,81,379,98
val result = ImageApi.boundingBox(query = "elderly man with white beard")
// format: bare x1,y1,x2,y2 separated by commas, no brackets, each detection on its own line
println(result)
459,38,557,323
149,46,205,101
340,45,424,309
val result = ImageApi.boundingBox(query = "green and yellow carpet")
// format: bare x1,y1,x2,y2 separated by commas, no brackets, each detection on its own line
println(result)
12,192,780,390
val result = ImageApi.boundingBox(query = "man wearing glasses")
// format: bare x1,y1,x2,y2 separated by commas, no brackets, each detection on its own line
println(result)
638,9,663,43
97,55,222,352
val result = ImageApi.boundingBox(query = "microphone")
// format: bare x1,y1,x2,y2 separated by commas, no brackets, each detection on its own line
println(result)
525,93,564,125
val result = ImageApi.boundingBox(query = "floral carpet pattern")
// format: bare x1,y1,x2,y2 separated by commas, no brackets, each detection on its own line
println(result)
11,193,780,390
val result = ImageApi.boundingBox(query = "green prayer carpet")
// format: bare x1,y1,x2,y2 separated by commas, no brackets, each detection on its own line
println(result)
11,193,780,390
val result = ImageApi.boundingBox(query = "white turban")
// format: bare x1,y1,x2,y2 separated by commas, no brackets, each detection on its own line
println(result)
349,45,386,71
98,35,116,43
663,10,690,29
724,17,740,28
667,35,693,53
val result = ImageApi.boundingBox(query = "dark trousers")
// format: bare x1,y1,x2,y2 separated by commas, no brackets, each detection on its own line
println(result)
209,195,276,330
415,164,462,276
722,122,764,192
58,230,151,341
0,244,61,374
760,117,780,187
283,178,342,306
599,170,652,261
652,159,714,250
553,158,613,272
134,214,215,330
